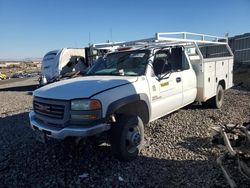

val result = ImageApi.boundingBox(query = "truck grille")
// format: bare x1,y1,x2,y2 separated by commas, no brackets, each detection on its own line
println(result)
34,100,65,119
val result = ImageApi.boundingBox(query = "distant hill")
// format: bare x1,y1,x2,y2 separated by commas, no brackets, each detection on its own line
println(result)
23,58,42,62
0,58,42,62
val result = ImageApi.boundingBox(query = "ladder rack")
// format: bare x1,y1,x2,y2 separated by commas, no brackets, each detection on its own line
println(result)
89,32,229,49
91,42,124,49
156,32,228,45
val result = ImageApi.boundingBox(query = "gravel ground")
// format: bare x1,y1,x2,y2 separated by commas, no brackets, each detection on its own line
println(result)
0,78,250,187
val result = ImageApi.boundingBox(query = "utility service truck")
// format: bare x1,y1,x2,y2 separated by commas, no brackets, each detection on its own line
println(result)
29,32,234,161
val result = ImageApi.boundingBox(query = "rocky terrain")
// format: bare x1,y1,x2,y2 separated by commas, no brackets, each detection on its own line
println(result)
234,64,250,90
0,78,249,187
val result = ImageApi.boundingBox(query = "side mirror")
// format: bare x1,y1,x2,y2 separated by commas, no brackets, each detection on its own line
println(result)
159,71,172,81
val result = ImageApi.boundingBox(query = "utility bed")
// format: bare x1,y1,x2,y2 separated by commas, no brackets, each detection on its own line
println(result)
154,32,234,102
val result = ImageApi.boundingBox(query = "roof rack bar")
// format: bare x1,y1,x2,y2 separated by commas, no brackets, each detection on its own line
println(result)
156,32,227,40
91,42,125,48
116,37,156,46
90,37,156,49
156,32,227,44
156,37,227,45
90,32,228,49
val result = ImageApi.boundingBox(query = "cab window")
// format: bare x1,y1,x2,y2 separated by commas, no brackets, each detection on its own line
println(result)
153,50,171,76
152,47,189,77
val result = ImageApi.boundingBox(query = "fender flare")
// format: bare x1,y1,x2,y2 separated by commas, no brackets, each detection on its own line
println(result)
106,93,151,123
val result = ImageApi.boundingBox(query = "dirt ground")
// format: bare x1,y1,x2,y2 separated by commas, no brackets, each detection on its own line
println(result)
233,64,250,90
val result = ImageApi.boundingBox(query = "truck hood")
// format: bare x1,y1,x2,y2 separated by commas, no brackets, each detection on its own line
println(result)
34,76,138,100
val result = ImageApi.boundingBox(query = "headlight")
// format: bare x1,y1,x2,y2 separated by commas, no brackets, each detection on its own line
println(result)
71,99,101,111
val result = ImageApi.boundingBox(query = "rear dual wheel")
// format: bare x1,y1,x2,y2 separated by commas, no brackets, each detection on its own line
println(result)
211,84,224,109
204,84,224,109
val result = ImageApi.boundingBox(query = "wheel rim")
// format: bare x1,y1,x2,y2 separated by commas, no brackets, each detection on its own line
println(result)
218,90,222,101
125,126,141,154
217,87,224,107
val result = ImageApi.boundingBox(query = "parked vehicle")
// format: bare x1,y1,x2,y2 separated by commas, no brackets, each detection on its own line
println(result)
10,72,37,79
29,32,234,161
40,44,121,86
0,72,7,80
40,48,86,85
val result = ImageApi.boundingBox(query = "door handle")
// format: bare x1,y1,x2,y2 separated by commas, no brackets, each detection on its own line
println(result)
176,77,181,83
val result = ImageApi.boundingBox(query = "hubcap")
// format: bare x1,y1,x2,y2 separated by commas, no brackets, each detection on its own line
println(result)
131,132,141,146
217,87,224,108
126,126,141,153
218,90,222,101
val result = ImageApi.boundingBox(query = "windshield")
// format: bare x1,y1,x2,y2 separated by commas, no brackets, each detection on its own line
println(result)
87,50,150,76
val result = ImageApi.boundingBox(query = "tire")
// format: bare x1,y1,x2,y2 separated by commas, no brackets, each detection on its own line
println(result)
110,114,144,162
211,84,224,109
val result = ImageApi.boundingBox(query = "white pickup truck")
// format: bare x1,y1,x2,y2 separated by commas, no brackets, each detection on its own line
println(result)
29,32,234,161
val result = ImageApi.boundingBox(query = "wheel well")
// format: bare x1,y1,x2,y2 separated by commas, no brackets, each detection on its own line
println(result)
115,100,149,124
218,80,226,89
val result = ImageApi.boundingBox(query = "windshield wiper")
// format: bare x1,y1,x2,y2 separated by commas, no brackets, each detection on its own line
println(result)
87,71,121,76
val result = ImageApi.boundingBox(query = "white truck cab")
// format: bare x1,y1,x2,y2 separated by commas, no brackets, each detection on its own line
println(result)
30,32,234,161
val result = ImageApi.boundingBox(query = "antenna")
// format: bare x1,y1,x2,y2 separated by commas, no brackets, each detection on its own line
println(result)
88,32,91,46
110,28,113,43
225,32,229,43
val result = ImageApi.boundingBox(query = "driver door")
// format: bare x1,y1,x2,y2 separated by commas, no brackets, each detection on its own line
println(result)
149,49,183,120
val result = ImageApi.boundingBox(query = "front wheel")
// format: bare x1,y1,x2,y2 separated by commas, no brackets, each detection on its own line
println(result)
110,114,144,162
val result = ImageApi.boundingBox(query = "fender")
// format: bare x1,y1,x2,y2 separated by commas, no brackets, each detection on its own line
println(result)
106,93,151,123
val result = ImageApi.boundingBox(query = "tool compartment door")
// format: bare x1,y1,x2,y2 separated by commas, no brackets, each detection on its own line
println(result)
203,61,216,100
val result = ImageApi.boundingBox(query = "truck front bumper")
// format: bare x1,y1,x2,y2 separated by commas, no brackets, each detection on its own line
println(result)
29,111,110,140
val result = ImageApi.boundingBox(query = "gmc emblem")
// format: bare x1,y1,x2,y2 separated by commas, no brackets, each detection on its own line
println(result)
36,104,51,112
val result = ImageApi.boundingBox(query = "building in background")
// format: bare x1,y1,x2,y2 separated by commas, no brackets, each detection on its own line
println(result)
228,33,250,65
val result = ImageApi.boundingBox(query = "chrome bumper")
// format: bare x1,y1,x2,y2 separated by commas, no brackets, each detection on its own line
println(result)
29,111,110,140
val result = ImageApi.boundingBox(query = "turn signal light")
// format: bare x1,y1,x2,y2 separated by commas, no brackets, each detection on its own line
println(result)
89,100,102,110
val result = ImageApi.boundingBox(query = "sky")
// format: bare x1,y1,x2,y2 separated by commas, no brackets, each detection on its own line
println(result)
0,0,249,59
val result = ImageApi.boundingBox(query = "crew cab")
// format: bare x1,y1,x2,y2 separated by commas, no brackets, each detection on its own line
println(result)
29,32,234,161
